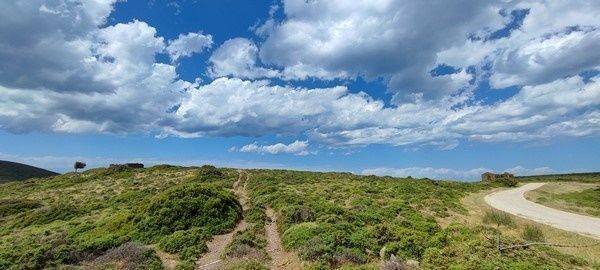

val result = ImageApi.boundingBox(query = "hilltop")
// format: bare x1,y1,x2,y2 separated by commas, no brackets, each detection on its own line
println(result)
0,160,59,182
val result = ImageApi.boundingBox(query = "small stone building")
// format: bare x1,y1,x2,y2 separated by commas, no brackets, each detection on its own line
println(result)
109,163,144,170
481,172,514,182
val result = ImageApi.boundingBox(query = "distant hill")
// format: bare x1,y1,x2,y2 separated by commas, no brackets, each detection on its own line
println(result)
0,160,59,182
517,172,600,183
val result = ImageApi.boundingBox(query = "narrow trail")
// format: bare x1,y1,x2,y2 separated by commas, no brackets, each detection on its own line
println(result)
265,207,302,270
197,170,249,270
485,183,600,240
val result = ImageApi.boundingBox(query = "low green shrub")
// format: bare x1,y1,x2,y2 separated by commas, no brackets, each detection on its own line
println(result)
298,236,332,262
381,229,429,259
245,205,267,225
77,233,130,253
22,200,83,226
224,226,266,254
197,165,224,181
332,247,369,265
282,222,322,249
158,227,209,256
281,205,315,224
134,183,242,240
0,198,41,218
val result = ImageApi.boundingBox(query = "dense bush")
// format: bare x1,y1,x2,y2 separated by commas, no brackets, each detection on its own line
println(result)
282,222,323,250
135,183,242,240
197,164,224,181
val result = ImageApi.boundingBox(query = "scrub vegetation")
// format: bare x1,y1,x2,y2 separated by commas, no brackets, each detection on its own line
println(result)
0,166,596,269
244,170,592,269
0,165,239,269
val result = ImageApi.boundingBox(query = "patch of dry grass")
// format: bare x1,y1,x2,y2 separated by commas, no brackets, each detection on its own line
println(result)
452,187,600,266
525,182,600,217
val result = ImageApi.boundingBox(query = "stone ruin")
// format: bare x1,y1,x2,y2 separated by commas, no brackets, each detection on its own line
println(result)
481,172,515,182
108,163,144,170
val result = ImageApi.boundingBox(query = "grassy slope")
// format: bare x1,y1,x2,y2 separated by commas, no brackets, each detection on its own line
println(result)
245,170,591,269
0,166,596,269
0,160,59,182
0,165,240,269
517,172,600,183
525,182,600,218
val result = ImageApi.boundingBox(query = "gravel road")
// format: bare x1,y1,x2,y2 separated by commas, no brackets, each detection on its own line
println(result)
485,183,600,239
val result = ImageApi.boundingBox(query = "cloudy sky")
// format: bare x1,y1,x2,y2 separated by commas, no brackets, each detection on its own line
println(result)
1,0,599,180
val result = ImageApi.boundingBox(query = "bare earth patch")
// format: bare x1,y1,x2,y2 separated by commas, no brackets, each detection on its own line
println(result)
266,207,302,270
152,245,178,270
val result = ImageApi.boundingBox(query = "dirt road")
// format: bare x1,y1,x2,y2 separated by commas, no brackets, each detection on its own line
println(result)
485,183,600,239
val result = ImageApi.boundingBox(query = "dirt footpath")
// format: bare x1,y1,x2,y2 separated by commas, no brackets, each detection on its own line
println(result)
197,171,249,270
265,207,302,270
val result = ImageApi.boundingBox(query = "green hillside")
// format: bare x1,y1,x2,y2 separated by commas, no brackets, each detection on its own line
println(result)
0,160,59,182
0,166,596,269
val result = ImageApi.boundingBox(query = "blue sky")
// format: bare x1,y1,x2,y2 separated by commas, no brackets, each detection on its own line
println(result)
1,1,599,180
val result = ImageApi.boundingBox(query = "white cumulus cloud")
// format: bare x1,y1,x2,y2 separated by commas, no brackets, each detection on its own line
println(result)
233,140,310,155
207,38,279,79
1,0,599,151
167,32,213,61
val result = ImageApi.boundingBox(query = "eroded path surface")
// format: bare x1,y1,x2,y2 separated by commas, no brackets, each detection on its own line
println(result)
485,183,600,239
266,207,302,270
197,171,249,270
